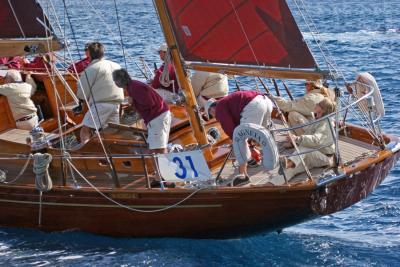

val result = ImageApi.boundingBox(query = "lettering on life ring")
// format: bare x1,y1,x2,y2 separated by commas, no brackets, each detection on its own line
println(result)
233,123,279,170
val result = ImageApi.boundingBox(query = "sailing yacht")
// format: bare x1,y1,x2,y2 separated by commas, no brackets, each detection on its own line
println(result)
0,0,398,238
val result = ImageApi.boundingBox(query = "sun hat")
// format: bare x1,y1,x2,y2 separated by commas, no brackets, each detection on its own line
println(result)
306,80,323,89
5,70,22,83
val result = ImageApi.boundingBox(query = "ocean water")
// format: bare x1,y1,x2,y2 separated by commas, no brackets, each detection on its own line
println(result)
1,0,400,266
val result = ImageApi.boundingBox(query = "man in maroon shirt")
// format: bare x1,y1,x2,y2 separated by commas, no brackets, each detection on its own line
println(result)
67,43,91,74
205,91,273,186
150,43,180,103
113,68,171,154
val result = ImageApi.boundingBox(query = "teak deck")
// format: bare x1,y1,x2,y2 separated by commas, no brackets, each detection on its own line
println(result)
0,124,379,190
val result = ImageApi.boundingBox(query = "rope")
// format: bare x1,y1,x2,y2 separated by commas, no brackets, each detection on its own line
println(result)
33,153,53,192
113,0,128,70
160,49,172,88
7,0,26,38
66,159,209,213
0,154,33,184
229,0,260,65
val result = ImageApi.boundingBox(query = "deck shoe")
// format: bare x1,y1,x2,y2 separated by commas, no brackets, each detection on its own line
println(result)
247,159,261,168
150,180,161,188
231,175,250,187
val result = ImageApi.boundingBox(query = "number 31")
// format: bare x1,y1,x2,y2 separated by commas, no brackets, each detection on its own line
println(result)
173,156,199,179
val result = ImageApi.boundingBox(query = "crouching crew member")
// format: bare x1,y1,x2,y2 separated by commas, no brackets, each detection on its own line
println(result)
205,90,273,186
113,69,171,154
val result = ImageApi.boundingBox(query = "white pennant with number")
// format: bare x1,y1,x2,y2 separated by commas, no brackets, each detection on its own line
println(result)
156,150,212,182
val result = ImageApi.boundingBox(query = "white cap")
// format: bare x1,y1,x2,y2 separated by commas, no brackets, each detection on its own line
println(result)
306,80,323,89
158,43,168,52
204,98,216,119
5,70,22,83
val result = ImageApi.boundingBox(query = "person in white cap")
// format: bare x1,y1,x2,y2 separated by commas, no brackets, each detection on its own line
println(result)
0,70,38,130
190,70,229,108
205,90,273,186
150,43,180,103
272,80,333,135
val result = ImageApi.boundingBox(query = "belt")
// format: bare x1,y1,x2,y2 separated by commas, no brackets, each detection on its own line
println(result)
16,114,36,122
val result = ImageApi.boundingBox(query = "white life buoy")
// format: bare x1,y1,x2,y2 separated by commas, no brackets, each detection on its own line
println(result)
355,72,385,117
232,123,279,170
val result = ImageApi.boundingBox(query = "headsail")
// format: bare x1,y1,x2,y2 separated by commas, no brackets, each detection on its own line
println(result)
0,0,63,57
164,0,316,69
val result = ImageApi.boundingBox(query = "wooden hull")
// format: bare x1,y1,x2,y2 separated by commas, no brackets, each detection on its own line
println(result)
0,148,397,238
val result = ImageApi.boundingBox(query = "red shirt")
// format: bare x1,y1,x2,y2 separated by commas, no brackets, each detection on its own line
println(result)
215,91,260,138
151,63,179,93
127,80,169,125
67,57,90,73
22,56,51,72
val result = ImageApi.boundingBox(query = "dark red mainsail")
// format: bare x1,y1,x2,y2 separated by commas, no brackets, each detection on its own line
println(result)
0,0,54,38
164,0,316,68
0,0,62,57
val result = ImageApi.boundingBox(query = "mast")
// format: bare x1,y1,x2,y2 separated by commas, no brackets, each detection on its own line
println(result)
154,0,212,160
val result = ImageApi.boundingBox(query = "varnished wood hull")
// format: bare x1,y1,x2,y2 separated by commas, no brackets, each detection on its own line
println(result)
0,148,397,238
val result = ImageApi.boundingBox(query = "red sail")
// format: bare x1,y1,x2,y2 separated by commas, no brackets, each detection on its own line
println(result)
164,0,316,69
0,0,53,38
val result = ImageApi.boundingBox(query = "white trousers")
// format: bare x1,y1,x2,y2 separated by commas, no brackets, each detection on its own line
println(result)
284,146,332,179
235,95,273,164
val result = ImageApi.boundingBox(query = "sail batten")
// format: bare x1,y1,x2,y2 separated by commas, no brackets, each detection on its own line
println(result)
164,0,316,69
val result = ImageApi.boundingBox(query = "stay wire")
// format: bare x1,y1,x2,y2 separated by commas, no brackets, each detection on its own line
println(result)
113,0,128,70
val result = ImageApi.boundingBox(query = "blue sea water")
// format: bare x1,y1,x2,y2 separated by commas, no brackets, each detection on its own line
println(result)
1,0,400,266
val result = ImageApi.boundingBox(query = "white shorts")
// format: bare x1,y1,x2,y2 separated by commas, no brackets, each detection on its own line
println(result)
82,103,120,129
147,111,171,149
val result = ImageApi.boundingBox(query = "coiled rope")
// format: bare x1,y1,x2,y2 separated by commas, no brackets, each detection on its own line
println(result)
33,153,53,192
160,49,172,88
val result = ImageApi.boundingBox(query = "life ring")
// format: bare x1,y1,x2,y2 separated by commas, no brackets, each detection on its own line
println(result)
232,123,278,170
355,72,385,117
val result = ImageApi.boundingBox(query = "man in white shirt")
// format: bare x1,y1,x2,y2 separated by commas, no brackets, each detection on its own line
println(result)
77,42,123,143
0,70,38,130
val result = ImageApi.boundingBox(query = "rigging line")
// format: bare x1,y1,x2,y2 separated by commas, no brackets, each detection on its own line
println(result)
228,0,260,66
112,0,128,70
43,63,68,153
82,0,146,79
45,0,85,79
339,96,379,139
62,0,83,61
292,0,334,75
7,0,26,38
66,159,208,213
297,0,346,83
59,2,108,143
